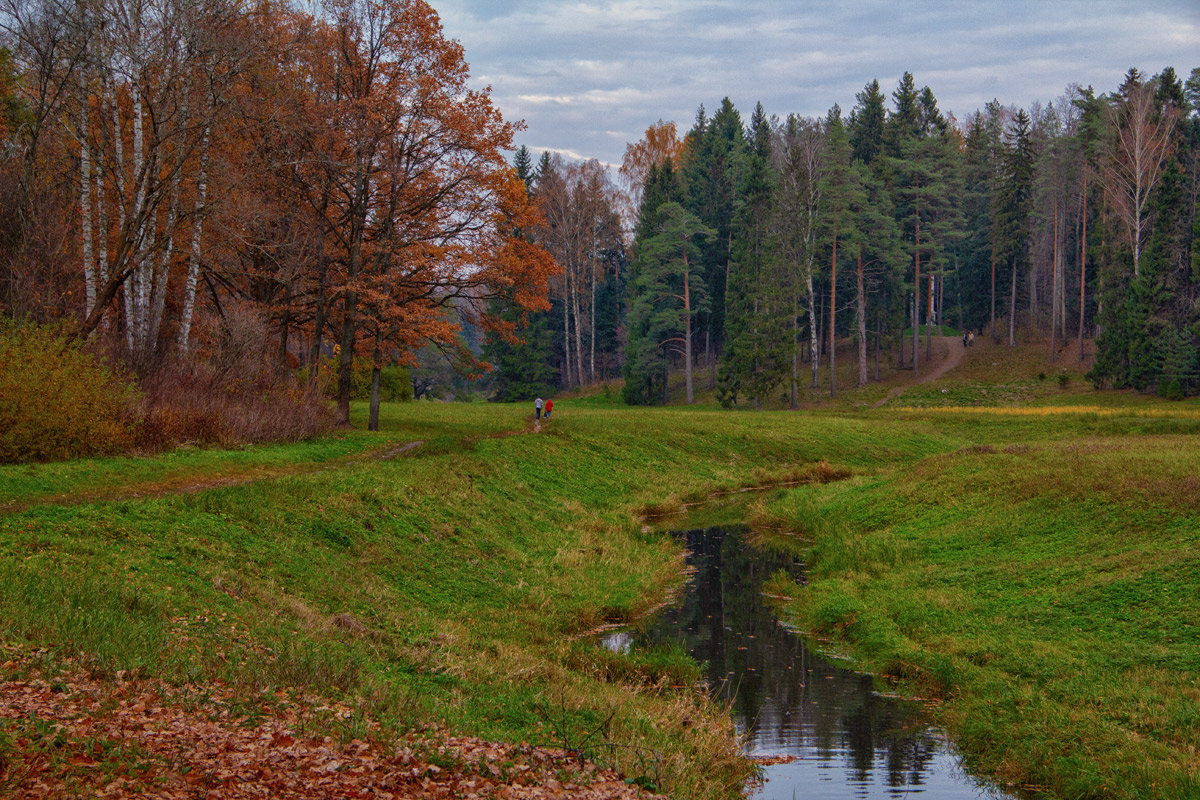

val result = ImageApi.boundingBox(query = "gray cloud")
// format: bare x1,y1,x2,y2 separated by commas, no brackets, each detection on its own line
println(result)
436,1,1200,165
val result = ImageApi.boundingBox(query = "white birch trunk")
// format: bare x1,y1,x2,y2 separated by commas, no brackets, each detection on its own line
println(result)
130,87,147,354
178,120,211,354
80,117,95,319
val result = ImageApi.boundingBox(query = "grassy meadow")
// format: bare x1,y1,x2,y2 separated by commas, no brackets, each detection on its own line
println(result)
2,349,1199,798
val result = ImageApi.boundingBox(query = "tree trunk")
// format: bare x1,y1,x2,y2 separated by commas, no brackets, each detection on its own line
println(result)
684,249,693,405
571,269,584,388
80,108,95,320
337,154,368,425
148,145,185,352
562,278,572,388
1008,257,1017,347
790,299,799,409
807,271,818,389
277,286,291,370
990,251,996,329
857,244,867,387
913,244,921,374
829,229,837,399
111,88,132,351
926,272,933,364
1050,194,1059,363
589,245,596,382
368,339,382,431
129,88,146,355
1079,169,1088,363
96,164,107,331
179,120,212,355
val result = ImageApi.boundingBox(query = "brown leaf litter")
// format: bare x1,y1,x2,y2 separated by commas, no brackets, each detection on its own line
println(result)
0,649,663,800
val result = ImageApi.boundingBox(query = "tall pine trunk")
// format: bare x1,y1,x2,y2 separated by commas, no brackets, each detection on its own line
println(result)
684,246,693,405
1050,194,1059,363
912,245,921,374
1008,257,1017,347
1079,169,1088,362
857,244,867,387
925,272,933,364
828,228,837,399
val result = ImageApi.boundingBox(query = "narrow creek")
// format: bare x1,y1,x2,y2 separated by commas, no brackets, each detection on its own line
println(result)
604,523,1017,800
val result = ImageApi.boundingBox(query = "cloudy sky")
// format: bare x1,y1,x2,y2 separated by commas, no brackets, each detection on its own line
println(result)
434,1,1199,167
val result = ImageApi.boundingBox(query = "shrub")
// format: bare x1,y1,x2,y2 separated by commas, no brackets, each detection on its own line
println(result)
318,358,412,402
1159,378,1185,401
134,305,336,450
0,321,134,463
135,359,336,451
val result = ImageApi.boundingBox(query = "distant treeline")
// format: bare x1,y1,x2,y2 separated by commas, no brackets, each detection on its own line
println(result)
491,67,1200,403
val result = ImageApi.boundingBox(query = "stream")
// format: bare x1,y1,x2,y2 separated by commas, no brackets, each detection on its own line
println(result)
603,524,1017,800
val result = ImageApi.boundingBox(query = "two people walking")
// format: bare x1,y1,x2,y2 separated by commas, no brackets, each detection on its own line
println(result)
534,397,553,421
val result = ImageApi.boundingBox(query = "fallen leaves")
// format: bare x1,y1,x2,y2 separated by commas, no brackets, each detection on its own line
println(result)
0,647,662,800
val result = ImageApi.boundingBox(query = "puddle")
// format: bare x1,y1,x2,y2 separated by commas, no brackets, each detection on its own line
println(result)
604,525,1017,800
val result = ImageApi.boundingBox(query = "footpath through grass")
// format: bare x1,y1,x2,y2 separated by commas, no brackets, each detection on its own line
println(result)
758,405,1200,799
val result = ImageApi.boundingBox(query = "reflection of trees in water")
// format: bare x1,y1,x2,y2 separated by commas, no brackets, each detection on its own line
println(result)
631,526,942,787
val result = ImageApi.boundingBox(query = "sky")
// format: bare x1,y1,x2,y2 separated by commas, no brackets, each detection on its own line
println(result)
433,1,1200,168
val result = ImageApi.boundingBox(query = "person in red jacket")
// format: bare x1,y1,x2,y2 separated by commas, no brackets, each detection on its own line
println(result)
544,398,553,419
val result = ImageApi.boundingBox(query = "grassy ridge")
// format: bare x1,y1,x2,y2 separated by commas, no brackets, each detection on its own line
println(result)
759,412,1200,799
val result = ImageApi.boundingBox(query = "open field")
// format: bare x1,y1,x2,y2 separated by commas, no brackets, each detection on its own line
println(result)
2,355,1199,798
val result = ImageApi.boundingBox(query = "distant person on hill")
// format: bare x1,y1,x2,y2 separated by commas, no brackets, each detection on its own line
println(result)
544,398,553,419
968,330,975,347
534,396,544,420
963,331,968,347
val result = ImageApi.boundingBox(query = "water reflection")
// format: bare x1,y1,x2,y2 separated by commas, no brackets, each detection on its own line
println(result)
604,526,1014,800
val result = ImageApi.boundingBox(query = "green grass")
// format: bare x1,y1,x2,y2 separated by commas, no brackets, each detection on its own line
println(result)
760,428,1200,799
1,401,942,798
4,388,1200,798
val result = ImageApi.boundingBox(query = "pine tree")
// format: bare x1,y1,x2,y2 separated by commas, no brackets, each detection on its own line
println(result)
994,109,1035,346
818,106,866,397
623,200,712,404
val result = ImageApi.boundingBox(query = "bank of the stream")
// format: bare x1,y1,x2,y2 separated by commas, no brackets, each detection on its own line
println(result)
2,400,1198,798
757,411,1200,799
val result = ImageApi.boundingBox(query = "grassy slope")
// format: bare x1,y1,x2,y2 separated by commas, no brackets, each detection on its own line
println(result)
0,401,953,799
750,346,1200,799
4,346,1200,799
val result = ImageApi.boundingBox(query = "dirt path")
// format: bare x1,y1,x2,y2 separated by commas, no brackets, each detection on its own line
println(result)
872,335,967,408
2,438,429,517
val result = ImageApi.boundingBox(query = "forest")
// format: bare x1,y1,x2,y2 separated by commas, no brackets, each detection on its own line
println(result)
490,68,1200,408
1,0,1198,432
0,0,555,458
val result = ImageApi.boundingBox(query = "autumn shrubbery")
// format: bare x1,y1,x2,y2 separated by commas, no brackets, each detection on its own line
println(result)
0,308,337,463
134,305,336,450
0,321,134,463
